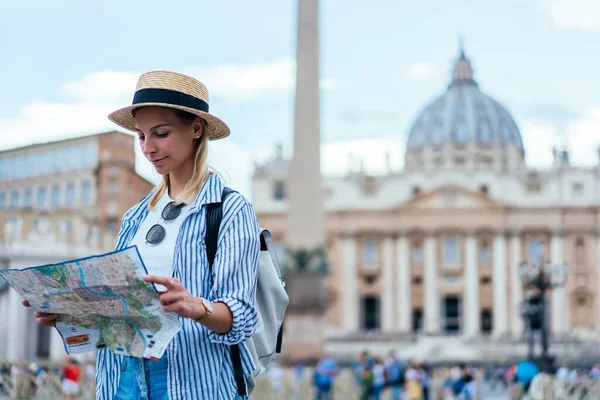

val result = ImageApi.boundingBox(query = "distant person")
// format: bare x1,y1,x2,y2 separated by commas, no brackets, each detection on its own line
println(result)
61,357,81,400
514,360,539,395
384,351,404,400
359,356,375,400
418,364,431,400
404,363,423,400
22,70,262,399
371,357,385,400
313,354,338,400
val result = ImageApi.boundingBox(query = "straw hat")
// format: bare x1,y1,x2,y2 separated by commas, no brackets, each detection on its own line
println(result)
108,70,230,140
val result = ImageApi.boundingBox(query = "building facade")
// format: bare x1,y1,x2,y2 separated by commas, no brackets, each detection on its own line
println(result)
0,131,154,361
253,50,600,361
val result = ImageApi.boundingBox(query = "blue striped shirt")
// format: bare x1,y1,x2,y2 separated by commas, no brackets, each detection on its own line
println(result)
95,174,260,399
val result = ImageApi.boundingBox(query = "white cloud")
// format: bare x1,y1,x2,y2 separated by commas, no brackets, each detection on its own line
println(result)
521,107,600,167
59,70,139,103
406,63,438,81
185,57,341,101
0,59,342,200
0,58,340,151
539,0,600,32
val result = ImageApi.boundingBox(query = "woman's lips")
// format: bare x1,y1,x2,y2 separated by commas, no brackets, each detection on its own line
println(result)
151,157,166,166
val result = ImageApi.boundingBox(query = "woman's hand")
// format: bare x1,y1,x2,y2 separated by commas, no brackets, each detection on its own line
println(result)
21,299,60,328
142,276,204,321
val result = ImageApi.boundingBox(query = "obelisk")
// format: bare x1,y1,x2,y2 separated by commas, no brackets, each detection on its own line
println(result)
287,0,324,250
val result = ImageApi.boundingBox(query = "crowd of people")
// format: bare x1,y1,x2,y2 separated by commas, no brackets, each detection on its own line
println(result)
0,356,95,399
310,351,481,400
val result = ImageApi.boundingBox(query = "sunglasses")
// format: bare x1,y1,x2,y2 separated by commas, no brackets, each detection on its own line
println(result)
145,201,185,245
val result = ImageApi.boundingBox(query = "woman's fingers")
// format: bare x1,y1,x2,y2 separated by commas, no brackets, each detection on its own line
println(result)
35,312,59,327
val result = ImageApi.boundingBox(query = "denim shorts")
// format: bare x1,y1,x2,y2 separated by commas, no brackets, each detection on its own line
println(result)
114,355,169,400
114,353,247,400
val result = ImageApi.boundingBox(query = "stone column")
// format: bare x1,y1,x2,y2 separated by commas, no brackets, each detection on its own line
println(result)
551,232,569,334
396,235,411,332
464,234,479,337
0,290,9,360
381,236,394,332
287,0,324,249
6,287,30,360
493,233,508,336
596,235,600,331
424,235,439,333
341,235,359,331
510,234,524,338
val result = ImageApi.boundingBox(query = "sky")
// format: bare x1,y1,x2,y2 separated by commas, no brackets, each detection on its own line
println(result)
0,0,599,196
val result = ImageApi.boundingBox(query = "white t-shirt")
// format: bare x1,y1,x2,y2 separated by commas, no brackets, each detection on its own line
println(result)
129,190,191,291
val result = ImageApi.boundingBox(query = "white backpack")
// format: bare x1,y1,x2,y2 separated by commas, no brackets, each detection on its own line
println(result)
206,188,289,396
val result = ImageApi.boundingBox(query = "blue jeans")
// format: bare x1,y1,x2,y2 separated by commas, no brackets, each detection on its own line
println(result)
115,355,169,400
114,354,247,399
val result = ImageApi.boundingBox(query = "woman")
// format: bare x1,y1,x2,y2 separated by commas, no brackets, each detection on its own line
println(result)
23,71,260,399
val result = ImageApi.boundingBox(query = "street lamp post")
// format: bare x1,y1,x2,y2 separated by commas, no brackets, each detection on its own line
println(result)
518,260,568,372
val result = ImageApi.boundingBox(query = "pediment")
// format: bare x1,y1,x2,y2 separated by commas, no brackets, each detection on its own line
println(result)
399,184,501,210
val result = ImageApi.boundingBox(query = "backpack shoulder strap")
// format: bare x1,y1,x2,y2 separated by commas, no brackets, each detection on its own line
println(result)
204,186,247,396
205,186,235,270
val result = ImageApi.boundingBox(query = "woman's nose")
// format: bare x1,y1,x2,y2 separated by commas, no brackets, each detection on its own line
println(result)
142,137,157,154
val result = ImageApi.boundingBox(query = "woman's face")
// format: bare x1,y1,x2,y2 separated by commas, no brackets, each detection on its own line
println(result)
134,107,200,175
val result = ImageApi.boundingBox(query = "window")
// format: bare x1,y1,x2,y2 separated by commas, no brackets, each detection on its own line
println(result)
412,276,423,285
442,296,461,333
480,277,491,285
25,153,35,177
444,236,459,264
412,186,421,195
526,182,541,193
37,186,47,208
412,309,423,333
66,182,75,205
479,240,491,265
572,182,584,195
478,184,489,194
15,156,25,179
528,237,544,264
59,219,72,235
411,242,423,264
0,159,7,180
272,181,285,200
454,157,465,165
81,180,91,204
106,221,116,233
10,190,19,209
52,184,61,208
575,237,585,266
363,239,378,264
0,193,6,209
361,296,380,330
23,188,32,208
481,309,493,333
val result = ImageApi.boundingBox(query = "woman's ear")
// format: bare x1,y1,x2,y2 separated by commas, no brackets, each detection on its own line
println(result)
192,119,204,138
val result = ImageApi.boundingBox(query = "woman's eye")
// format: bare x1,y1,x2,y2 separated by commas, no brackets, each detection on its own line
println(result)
156,132,169,138
138,136,145,141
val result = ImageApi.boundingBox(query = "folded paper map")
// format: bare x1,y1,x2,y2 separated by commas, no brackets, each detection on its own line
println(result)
0,246,181,359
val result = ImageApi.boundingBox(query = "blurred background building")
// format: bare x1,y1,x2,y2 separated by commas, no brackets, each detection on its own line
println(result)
0,131,153,361
253,47,600,364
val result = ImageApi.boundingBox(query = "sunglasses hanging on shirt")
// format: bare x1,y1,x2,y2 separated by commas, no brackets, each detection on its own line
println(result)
145,201,185,245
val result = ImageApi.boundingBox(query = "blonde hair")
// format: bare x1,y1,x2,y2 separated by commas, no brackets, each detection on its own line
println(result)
148,115,210,208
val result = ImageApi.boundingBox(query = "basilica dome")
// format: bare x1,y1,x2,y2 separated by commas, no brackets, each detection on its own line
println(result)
404,48,525,172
